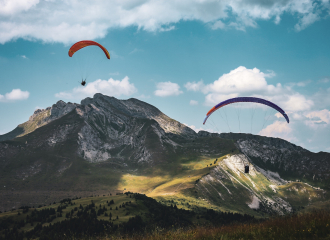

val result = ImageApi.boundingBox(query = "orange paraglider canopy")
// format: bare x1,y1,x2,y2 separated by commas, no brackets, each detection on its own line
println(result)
68,40,110,59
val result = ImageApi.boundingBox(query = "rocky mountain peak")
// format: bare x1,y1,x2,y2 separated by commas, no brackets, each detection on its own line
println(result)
28,107,50,121
78,93,196,138
50,101,77,120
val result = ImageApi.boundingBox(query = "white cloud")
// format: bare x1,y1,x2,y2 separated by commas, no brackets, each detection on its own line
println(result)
0,0,39,16
296,80,311,87
202,66,273,94
185,80,204,92
188,66,314,113
183,123,214,133
159,26,175,32
312,87,330,109
0,0,329,44
304,109,330,127
55,76,137,99
259,121,296,142
0,89,30,102
190,100,198,105
204,93,238,106
271,109,330,152
281,93,313,112
154,81,183,97
294,11,320,31
21,55,28,59
211,20,226,30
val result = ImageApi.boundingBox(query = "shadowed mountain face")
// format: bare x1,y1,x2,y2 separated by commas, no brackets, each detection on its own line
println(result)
0,93,197,164
0,93,329,214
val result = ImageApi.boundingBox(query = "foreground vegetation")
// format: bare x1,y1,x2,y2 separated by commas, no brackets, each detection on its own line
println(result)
0,193,256,240
0,192,329,239
108,209,330,240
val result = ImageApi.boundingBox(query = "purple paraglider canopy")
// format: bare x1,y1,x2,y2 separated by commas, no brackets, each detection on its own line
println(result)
203,97,289,125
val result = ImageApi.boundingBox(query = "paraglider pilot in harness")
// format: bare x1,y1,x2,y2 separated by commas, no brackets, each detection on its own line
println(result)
244,164,249,174
80,79,86,86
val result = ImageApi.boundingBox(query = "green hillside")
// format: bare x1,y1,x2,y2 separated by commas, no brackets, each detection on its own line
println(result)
0,193,256,239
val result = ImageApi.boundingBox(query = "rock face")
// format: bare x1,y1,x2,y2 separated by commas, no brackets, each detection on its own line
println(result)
73,93,197,163
193,133,329,215
196,154,294,215
0,101,77,142
223,133,330,182
0,93,197,165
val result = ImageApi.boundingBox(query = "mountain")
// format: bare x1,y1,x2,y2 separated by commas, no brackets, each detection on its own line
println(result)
0,93,329,216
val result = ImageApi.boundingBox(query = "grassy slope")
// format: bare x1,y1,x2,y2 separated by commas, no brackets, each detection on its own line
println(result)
0,194,146,233
0,193,212,237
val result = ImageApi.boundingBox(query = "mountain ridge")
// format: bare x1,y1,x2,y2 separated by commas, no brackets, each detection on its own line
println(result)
0,93,329,216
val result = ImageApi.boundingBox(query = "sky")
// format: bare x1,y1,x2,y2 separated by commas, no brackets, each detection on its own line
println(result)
0,0,330,153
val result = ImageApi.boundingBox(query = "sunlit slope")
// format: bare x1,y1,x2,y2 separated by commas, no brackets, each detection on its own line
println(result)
114,137,239,196
114,153,328,218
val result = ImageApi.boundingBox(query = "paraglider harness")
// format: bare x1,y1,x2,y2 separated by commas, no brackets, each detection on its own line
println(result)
244,164,249,173
80,79,86,86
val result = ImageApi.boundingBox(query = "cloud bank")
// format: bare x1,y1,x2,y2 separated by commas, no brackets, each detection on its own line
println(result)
1,0,329,44
185,66,330,152
185,66,314,113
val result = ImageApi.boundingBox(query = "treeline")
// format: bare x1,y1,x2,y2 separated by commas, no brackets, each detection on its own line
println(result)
133,193,257,230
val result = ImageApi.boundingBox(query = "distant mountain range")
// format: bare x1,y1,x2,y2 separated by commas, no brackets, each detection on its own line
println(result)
0,93,329,215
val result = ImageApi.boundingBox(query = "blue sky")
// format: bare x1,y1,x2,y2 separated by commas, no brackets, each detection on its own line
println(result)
0,0,330,152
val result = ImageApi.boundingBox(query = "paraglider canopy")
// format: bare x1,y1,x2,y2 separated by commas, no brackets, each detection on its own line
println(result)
203,97,289,125
68,40,110,59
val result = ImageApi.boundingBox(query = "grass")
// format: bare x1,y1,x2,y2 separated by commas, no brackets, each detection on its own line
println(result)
277,182,328,209
102,209,330,240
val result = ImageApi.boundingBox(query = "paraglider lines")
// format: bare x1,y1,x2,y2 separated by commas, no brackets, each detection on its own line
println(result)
215,108,231,132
